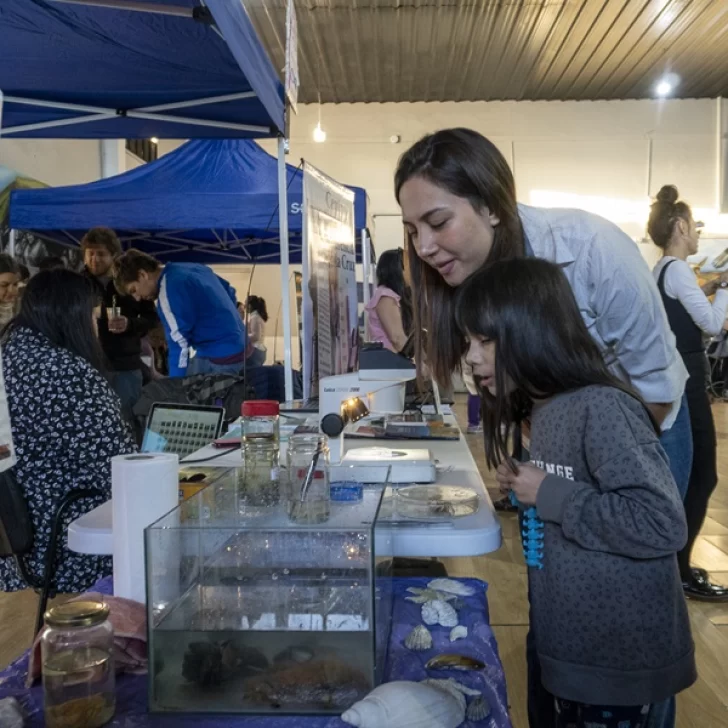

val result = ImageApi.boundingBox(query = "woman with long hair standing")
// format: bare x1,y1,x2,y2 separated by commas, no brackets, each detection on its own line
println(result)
0,269,136,594
395,128,688,728
365,248,413,352
649,184,728,602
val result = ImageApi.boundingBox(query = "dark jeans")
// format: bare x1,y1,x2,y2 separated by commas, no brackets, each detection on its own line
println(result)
658,393,693,501
247,347,266,368
186,356,242,376
554,699,650,728
524,397,692,728
467,393,481,427
111,369,143,424
678,354,717,580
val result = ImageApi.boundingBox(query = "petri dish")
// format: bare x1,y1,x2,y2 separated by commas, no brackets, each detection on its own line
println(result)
394,484,480,521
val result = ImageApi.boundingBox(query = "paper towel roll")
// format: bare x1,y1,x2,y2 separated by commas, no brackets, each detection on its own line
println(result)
112,453,178,603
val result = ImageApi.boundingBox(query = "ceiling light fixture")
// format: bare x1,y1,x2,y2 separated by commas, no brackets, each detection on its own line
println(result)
313,95,326,143
655,73,679,98
313,122,327,143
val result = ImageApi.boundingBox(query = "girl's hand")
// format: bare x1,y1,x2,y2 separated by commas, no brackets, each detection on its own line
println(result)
509,463,547,506
496,461,516,496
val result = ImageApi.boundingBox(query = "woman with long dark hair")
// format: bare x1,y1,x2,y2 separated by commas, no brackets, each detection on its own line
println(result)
245,294,269,366
648,184,728,602
457,258,695,728
0,269,136,594
395,128,688,728
365,248,412,352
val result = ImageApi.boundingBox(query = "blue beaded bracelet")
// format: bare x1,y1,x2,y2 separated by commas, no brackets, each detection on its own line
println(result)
509,492,545,569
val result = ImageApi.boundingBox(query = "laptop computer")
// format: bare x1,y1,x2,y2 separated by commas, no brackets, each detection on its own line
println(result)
141,403,225,460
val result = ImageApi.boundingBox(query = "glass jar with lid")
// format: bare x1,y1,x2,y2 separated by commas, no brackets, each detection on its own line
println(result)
241,400,280,449
238,400,281,515
41,601,115,728
285,433,330,524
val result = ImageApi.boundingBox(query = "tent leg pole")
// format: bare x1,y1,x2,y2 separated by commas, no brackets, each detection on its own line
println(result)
8,229,16,257
361,229,371,340
277,137,294,401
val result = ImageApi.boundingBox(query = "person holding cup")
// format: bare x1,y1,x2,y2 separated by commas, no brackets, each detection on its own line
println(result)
82,227,158,423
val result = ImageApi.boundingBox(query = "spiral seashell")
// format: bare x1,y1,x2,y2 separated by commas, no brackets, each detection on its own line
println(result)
449,625,468,642
340,680,465,728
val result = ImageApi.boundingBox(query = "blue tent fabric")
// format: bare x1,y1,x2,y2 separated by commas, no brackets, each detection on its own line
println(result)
9,140,369,265
0,0,284,138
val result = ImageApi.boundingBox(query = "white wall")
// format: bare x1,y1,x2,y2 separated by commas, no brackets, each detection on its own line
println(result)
262,99,724,250
0,139,101,185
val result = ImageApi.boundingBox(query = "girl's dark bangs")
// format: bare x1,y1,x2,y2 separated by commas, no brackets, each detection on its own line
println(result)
455,282,498,340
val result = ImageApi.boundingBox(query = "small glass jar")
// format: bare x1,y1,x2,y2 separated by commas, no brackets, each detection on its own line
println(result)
241,400,280,449
41,601,115,728
238,400,281,515
286,434,330,524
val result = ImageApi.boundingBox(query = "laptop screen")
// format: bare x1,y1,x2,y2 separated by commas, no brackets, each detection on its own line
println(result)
142,404,224,459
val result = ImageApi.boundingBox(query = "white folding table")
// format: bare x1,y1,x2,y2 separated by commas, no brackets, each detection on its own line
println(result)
67,415,501,558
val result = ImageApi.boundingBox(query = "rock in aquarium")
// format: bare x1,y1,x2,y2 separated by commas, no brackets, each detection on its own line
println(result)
182,641,268,687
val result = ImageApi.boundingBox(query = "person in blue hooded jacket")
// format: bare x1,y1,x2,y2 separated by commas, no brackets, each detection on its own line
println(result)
114,249,263,376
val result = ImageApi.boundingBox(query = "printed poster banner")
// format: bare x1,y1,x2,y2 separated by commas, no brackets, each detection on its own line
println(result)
285,0,299,113
302,162,357,398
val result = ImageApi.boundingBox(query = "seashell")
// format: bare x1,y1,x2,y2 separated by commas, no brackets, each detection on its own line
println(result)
404,625,433,651
425,653,485,671
467,694,491,721
427,578,475,597
421,599,458,628
341,681,465,728
420,679,466,714
422,677,480,699
449,625,468,642
406,587,459,604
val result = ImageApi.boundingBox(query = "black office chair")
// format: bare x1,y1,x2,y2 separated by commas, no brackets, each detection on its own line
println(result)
0,468,103,637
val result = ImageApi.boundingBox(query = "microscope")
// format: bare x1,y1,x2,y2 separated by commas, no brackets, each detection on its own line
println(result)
319,345,436,482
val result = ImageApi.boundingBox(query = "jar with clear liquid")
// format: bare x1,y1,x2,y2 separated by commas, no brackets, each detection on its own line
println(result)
238,400,280,515
286,434,330,524
41,601,115,728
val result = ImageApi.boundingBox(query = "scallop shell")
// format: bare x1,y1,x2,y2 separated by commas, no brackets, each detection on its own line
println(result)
404,625,433,651
427,578,475,597
421,599,458,628
466,694,491,721
341,680,465,728
449,625,468,642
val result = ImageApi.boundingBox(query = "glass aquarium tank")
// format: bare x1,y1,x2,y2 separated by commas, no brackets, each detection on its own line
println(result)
145,465,393,716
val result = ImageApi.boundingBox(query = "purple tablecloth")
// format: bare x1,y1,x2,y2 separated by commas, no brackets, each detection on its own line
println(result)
0,576,512,727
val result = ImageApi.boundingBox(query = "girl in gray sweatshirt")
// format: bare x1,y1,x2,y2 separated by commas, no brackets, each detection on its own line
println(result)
455,258,696,728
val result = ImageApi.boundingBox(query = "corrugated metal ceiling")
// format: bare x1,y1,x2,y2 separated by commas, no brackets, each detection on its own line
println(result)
242,0,728,102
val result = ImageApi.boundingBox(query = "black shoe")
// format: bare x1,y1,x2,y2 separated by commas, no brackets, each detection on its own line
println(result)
682,570,728,602
493,496,518,513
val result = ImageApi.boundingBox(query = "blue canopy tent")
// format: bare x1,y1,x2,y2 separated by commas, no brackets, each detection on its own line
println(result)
0,0,310,397
9,139,370,265
0,0,283,138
